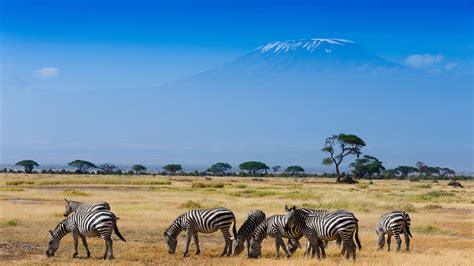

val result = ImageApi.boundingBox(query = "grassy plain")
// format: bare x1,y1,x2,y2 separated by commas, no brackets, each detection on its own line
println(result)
0,173,473,265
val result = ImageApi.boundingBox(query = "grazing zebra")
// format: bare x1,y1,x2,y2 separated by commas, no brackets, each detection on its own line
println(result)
248,214,303,259
63,198,111,217
46,210,126,259
376,210,412,252
289,206,342,256
163,207,237,257
284,206,361,261
232,210,266,256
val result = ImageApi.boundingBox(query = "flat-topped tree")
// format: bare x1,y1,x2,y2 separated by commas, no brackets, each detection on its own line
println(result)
239,161,269,176
68,160,96,174
132,164,147,174
272,165,281,174
97,163,117,174
322,133,366,183
395,166,418,178
350,155,385,179
284,165,305,176
207,162,232,176
163,164,182,175
15,160,39,173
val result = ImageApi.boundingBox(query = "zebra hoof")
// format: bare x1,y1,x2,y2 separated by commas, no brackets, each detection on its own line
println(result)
195,250,200,255
73,253,78,258
86,253,90,258
183,253,190,258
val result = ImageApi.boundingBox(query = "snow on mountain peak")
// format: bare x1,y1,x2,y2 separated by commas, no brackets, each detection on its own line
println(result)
256,38,355,54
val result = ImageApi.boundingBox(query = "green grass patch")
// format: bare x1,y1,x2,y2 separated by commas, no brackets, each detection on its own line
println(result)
356,183,370,189
2,220,18,226
0,187,25,192
229,189,276,198
5,180,34,186
413,184,432,189
235,184,247,189
191,181,225,188
280,191,320,200
411,191,455,201
179,200,202,209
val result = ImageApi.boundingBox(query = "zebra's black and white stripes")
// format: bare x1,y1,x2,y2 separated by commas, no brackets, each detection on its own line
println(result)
63,198,111,217
248,214,302,258
46,210,126,259
163,207,237,257
232,210,266,256
376,210,412,252
284,206,361,261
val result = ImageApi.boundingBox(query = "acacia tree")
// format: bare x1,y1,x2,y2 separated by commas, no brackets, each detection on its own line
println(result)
437,167,455,178
15,160,39,173
207,162,232,176
68,160,96,174
394,166,418,178
97,163,117,174
162,164,182,175
284,165,305,176
272,165,282,174
239,161,269,176
350,155,385,179
132,164,147,174
322,134,366,183
416,161,430,176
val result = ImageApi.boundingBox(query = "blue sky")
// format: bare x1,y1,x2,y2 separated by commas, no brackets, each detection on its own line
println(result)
1,0,473,172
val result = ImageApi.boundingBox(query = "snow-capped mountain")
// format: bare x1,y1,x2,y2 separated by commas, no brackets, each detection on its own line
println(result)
215,38,400,74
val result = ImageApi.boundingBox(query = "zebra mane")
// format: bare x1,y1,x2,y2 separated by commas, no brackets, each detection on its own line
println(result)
252,219,268,242
164,214,183,237
52,218,68,235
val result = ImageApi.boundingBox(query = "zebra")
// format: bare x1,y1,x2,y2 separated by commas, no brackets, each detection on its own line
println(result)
232,210,266,256
63,198,111,217
376,210,412,252
46,210,126,259
163,207,237,257
284,206,361,261
288,206,341,256
248,214,303,259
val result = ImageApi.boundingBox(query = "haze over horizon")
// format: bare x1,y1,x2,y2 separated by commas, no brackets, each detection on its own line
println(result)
1,0,473,172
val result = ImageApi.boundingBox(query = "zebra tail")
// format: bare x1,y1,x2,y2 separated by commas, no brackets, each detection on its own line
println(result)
232,216,237,239
403,213,413,238
406,225,413,238
355,223,362,250
111,212,126,242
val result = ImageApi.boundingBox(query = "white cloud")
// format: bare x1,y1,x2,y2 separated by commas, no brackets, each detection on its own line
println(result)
444,62,457,72
404,54,443,69
34,67,59,79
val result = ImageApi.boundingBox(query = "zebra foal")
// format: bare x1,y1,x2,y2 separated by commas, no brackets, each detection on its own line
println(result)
46,210,126,259
164,207,237,257
376,210,412,252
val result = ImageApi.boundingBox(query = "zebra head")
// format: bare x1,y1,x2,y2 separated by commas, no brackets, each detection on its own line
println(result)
284,205,298,231
231,237,245,256
163,231,178,254
247,237,261,259
287,238,302,254
46,230,60,257
63,198,77,217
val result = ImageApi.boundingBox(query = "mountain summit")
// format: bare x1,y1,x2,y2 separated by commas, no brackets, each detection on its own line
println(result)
216,38,400,74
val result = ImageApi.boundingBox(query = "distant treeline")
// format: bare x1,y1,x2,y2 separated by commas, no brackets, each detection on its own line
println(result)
6,133,472,182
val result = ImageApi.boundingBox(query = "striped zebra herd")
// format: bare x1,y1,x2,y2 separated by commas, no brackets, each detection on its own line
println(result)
47,199,412,261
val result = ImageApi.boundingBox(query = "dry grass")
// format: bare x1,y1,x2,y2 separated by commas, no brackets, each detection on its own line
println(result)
1,173,473,265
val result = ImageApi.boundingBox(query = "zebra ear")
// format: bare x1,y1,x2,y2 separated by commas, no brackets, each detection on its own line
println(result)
285,205,289,211
64,198,68,203
49,230,53,236
291,205,296,211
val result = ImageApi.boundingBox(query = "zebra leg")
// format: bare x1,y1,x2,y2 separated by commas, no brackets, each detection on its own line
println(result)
106,239,114,260
377,232,385,251
343,241,351,259
246,239,250,257
80,235,91,258
220,229,232,257
183,228,193,257
72,230,79,258
404,231,410,251
193,232,200,255
318,239,326,259
351,240,356,261
305,240,311,257
387,235,391,251
308,238,318,259
395,234,402,252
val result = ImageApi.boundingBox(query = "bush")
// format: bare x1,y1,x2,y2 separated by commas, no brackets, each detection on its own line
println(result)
191,181,225,188
179,200,202,209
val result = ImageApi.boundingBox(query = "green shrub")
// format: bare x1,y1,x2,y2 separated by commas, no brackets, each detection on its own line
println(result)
179,200,202,209
191,181,225,188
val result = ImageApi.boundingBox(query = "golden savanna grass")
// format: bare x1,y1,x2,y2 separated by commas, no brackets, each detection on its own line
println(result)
0,173,473,265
